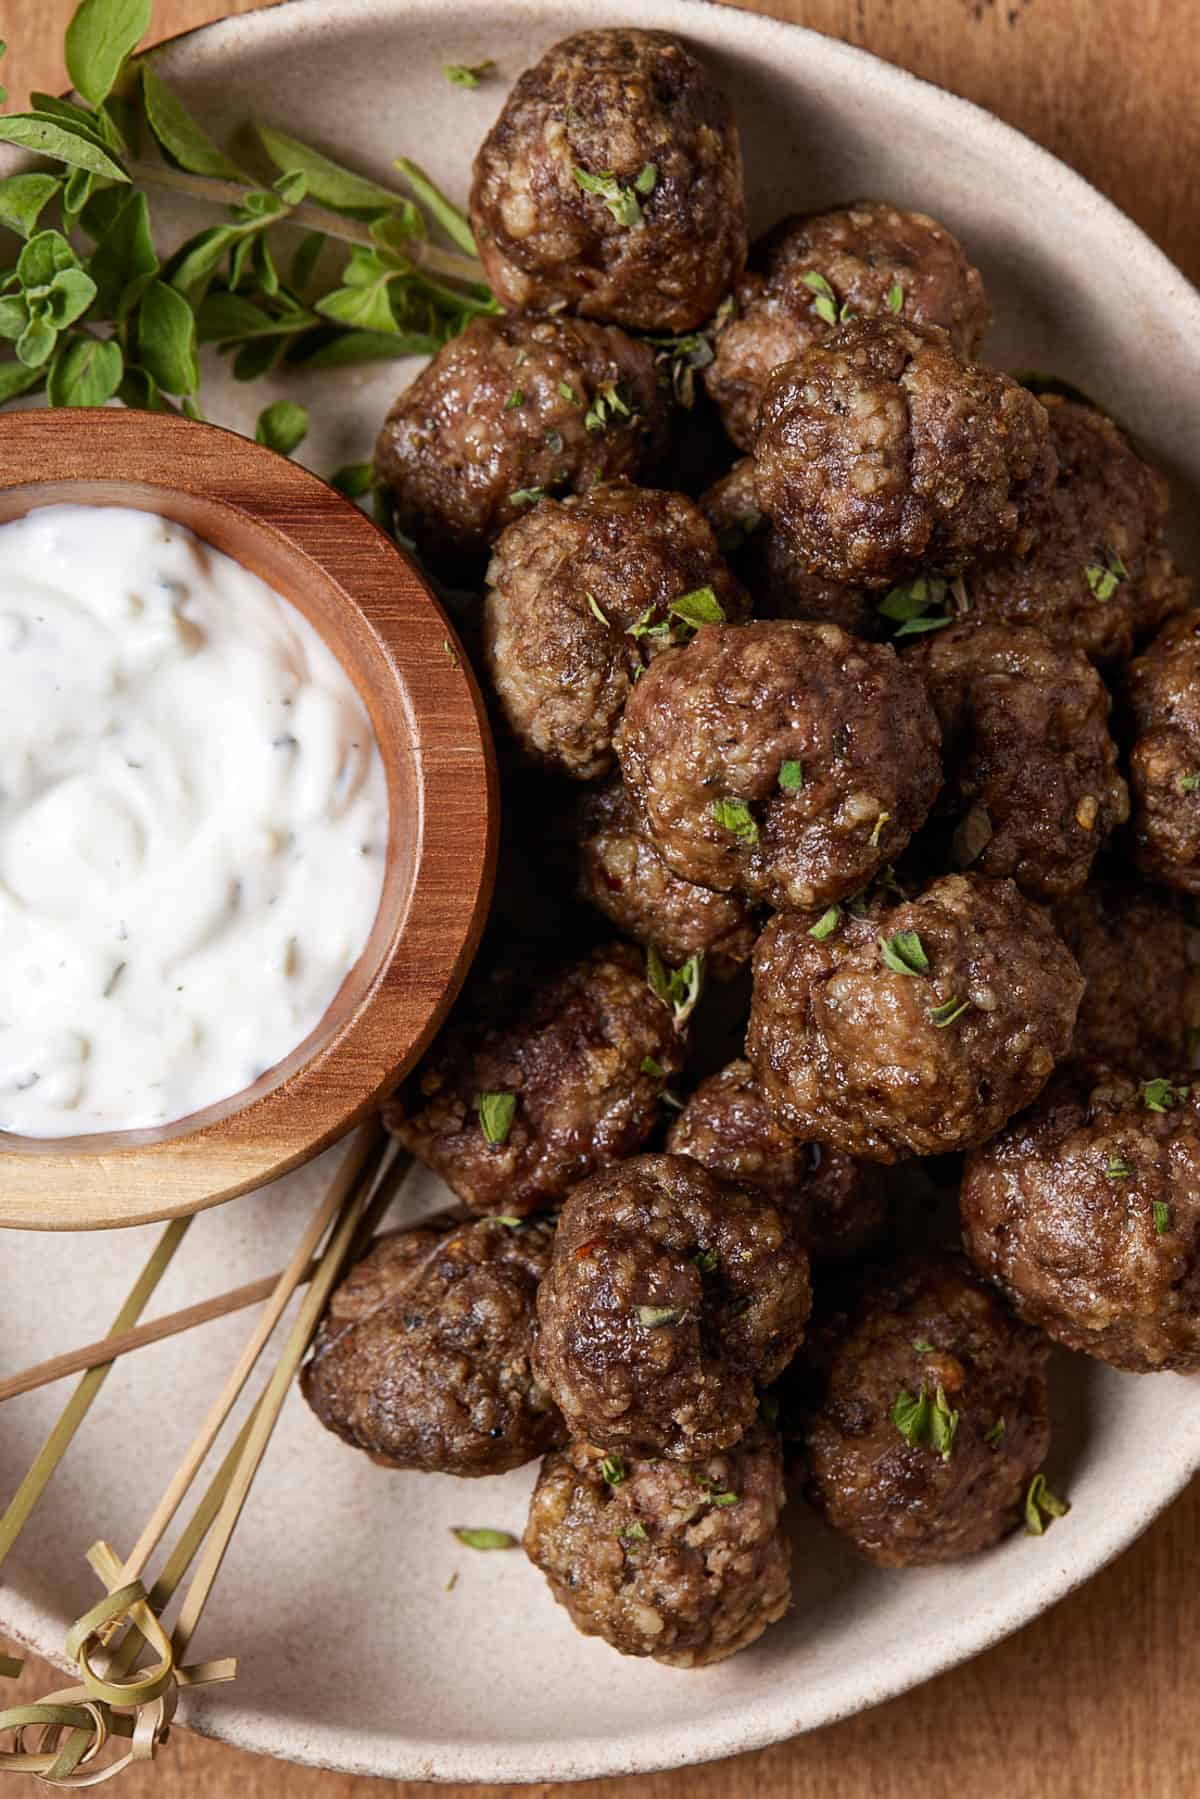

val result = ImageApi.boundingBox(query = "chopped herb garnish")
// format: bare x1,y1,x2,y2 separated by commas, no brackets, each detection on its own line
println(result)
892,1383,958,1461
477,1090,516,1146
442,59,496,87
1024,1473,1069,1535
712,797,759,844
620,1520,648,1542
879,930,929,976
641,1056,665,1078
587,591,611,627
1153,1200,1172,1234
646,945,705,1030
647,328,715,406
895,613,952,637
509,486,545,507
912,1338,934,1354
693,1246,719,1275
878,576,952,639
633,162,658,196
491,1215,522,1228
1083,546,1128,601
669,585,724,629
984,1416,1006,1448
696,1475,740,1506
886,280,905,313
557,379,578,402
544,427,565,453
636,1303,688,1328
801,268,852,327
929,994,972,1029
868,810,891,849
1142,1078,1184,1113
1178,772,1200,794
626,605,670,641
600,1454,626,1488
778,759,804,792
503,386,524,410
809,904,842,941
451,1527,518,1551
572,166,646,227
584,378,631,432
1105,1152,1133,1180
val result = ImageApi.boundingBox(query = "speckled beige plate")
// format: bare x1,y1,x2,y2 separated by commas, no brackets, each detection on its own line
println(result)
2,0,1199,1782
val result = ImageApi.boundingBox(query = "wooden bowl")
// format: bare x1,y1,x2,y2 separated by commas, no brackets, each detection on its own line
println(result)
0,408,497,1231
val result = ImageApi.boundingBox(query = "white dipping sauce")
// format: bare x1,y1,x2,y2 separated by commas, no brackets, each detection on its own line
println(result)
0,504,389,1138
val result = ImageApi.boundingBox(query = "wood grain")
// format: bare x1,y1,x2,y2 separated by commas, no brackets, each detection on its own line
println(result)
3,0,1198,1794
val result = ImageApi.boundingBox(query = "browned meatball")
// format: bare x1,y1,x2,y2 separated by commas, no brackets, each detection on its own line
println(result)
385,942,683,1216
373,314,671,563
1126,610,1200,892
1053,879,1200,1070
746,873,1083,1162
962,1067,1200,1372
534,1153,811,1458
524,1431,790,1666
572,778,757,976
615,620,942,911
484,481,747,780
701,459,880,638
301,1215,562,1476
706,202,989,452
665,1058,888,1262
904,620,1129,900
803,1255,1051,1566
469,29,746,331
754,317,1056,588
968,399,1190,665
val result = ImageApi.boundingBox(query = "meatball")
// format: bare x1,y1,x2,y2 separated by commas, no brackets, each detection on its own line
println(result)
1126,610,1200,892
525,1431,789,1666
803,1255,1051,1566
706,202,989,451
746,873,1084,1162
754,317,1056,588
534,1153,811,1458
615,619,942,911
968,399,1190,665
484,481,748,780
374,313,671,563
701,458,880,638
469,28,746,331
385,942,683,1215
301,1214,562,1476
665,1058,889,1262
1053,879,1200,1070
572,778,757,976
962,1066,1200,1372
904,620,1129,900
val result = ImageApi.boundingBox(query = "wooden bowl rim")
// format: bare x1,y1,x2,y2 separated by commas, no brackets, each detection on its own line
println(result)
0,408,497,1231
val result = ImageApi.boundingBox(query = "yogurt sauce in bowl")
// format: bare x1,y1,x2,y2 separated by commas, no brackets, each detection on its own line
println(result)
0,502,389,1137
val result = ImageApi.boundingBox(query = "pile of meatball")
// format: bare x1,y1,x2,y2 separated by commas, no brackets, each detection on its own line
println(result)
303,27,1199,1671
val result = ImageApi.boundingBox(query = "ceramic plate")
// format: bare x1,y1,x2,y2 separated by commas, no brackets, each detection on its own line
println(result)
2,0,1199,1782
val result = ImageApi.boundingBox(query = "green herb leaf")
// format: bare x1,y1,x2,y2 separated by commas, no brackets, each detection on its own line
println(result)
778,759,804,792
557,379,578,402
620,1520,648,1542
491,1215,522,1228
254,120,397,213
451,1526,518,1551
646,945,705,1030
879,930,929,976
255,399,309,456
1178,772,1200,794
712,798,759,845
572,166,643,228
929,994,972,1029
692,1246,719,1275
66,0,149,107
808,904,842,941
477,1090,516,1146
1142,1078,1184,1113
330,461,375,499
139,62,247,182
0,112,128,181
1105,1152,1133,1181
44,266,97,328
442,59,495,87
315,275,402,334
87,189,158,317
894,613,952,637
47,334,122,406
586,592,610,627
18,228,83,287
868,810,891,849
0,359,45,403
393,156,478,255
695,1475,740,1506
636,1304,687,1328
1024,1473,1069,1535
893,1383,958,1461
633,162,658,195
886,280,905,313
641,1056,665,1078
16,313,57,368
1153,1200,1172,1234
984,1416,1006,1447
509,486,545,508
0,174,62,240
670,586,724,629
912,1338,934,1353
599,1454,626,1488
137,277,199,395
878,576,950,631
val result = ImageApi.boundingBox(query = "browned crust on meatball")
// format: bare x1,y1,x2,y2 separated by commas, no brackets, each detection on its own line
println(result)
904,619,1129,900
962,1066,1200,1372
469,29,746,331
572,778,757,975
615,619,942,911
746,873,1084,1161
701,459,881,638
753,317,1056,588
706,202,989,451
385,942,684,1215
1126,609,1200,892
665,1058,889,1262
803,1254,1050,1566
533,1153,811,1458
374,313,671,562
301,1215,563,1476
1053,879,1200,1071
524,1432,791,1665
484,481,748,780
968,400,1190,665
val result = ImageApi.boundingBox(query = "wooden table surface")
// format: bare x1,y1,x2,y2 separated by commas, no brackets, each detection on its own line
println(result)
3,1,1198,1794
